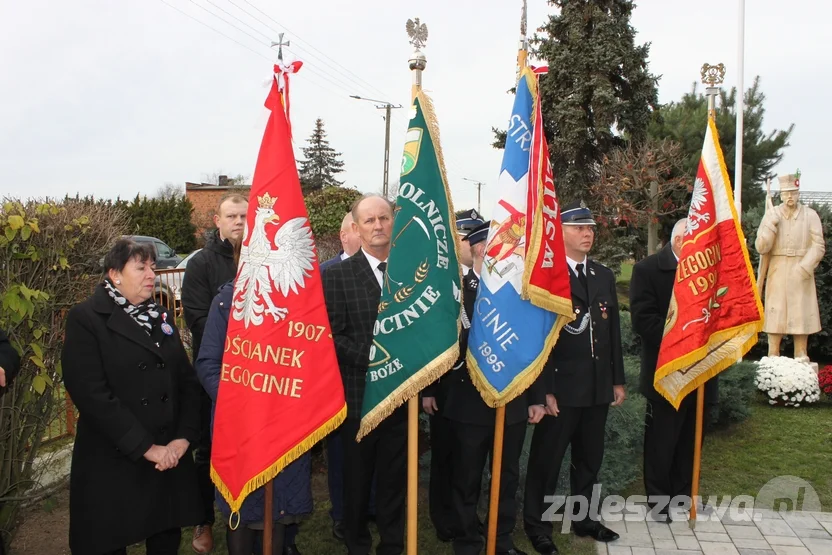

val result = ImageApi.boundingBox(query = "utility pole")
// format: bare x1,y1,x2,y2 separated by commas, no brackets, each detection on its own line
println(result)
350,95,402,197
462,178,484,213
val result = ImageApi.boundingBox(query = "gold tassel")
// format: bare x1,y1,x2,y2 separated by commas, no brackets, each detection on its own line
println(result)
211,404,347,514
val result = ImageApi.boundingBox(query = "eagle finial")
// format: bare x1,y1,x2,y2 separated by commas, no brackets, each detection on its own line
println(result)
406,18,428,50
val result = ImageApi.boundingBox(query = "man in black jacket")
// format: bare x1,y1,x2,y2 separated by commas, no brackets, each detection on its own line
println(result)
524,200,626,554
629,219,717,522
445,221,546,555
323,194,405,555
182,193,247,554
319,210,372,541
422,212,486,544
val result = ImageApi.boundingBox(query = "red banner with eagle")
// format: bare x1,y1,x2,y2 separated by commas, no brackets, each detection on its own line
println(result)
654,117,764,408
210,65,346,513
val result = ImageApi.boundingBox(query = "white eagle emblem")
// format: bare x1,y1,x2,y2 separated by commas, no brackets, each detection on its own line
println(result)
232,193,316,328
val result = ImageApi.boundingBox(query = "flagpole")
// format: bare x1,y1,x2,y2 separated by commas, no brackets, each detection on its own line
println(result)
406,20,428,555
260,34,293,555
689,63,725,530
486,5,528,554
734,0,745,221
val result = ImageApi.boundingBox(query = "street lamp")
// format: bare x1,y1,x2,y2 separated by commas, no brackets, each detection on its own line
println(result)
462,178,484,213
350,95,402,197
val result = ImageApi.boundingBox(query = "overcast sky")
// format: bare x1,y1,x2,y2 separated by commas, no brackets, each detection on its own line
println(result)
1,0,828,217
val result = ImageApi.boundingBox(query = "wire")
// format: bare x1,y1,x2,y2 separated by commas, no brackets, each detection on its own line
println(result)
234,0,398,102
158,0,357,106
158,0,271,62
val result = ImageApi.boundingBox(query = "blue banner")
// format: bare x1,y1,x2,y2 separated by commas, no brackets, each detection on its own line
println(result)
465,70,566,407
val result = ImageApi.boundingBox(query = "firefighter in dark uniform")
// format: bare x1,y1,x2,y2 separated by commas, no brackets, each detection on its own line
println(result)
422,210,485,542
523,200,626,555
444,221,546,555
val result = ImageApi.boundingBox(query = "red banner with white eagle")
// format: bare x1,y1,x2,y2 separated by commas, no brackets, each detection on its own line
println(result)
654,117,764,408
211,65,346,513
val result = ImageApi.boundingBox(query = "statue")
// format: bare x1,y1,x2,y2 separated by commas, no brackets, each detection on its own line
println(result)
755,172,825,362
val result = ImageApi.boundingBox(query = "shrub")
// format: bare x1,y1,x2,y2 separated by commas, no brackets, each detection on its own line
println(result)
304,186,363,239
710,361,757,426
819,365,832,397
0,197,128,544
618,310,641,357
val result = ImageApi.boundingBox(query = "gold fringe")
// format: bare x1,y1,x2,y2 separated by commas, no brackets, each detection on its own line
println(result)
521,67,544,301
466,313,570,408
211,404,347,514
356,342,459,441
653,117,764,409
654,323,760,408
524,284,575,317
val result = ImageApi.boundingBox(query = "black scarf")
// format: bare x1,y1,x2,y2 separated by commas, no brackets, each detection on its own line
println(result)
103,278,160,334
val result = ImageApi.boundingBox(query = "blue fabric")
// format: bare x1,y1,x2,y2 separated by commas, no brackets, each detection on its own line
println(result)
319,252,344,273
195,282,313,525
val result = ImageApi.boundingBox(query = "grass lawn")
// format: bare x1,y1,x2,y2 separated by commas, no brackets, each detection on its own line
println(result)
616,261,633,308
698,396,832,510
128,475,597,555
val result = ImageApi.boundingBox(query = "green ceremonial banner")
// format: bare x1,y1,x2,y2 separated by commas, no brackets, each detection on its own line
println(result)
356,91,462,441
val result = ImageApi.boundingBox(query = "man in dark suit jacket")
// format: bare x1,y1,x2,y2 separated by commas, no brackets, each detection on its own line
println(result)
524,200,626,554
444,221,546,555
629,219,717,522
319,210,373,541
323,194,405,555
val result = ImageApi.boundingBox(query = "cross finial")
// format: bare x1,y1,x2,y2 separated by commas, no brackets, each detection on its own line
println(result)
270,32,290,63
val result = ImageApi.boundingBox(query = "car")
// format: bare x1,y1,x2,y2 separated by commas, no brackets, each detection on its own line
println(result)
153,248,201,310
128,235,183,269
98,235,183,271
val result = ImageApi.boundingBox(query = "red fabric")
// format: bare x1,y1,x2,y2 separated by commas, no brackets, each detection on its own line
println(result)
211,74,344,513
525,82,571,302
274,61,303,139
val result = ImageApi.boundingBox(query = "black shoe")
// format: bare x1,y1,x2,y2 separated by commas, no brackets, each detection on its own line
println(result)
572,522,619,543
498,549,528,555
367,513,377,523
332,520,345,541
529,534,559,555
435,528,454,543
284,545,302,555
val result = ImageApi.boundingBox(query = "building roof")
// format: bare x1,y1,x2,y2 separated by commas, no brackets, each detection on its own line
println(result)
771,190,832,208
185,182,251,191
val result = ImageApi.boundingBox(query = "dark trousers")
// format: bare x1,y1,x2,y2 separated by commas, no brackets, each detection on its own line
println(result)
451,419,526,555
523,405,609,538
193,389,215,526
227,522,285,555
101,527,181,555
428,411,455,535
327,426,377,522
644,395,696,504
342,413,407,555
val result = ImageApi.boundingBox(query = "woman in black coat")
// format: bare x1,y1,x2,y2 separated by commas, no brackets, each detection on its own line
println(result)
61,238,203,555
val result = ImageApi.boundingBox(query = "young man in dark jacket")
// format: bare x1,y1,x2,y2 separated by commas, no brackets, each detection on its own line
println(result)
182,193,247,554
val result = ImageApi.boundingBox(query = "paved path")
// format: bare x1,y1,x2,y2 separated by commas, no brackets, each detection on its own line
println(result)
592,509,832,555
